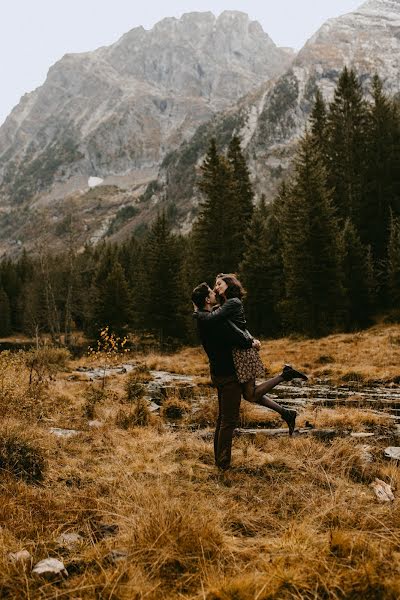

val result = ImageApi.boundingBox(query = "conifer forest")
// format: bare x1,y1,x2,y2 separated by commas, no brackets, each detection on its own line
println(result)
1,68,399,344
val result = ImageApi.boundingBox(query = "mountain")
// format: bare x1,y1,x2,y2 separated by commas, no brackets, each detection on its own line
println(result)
0,12,291,204
1,1,400,254
153,0,400,232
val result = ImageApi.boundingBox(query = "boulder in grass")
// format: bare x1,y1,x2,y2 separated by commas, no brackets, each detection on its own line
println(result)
371,478,395,503
56,533,83,549
106,549,129,564
384,447,400,461
8,550,32,569
32,558,68,578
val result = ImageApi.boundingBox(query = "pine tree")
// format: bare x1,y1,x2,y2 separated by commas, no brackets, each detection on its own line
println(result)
341,219,374,329
278,132,345,336
226,135,254,266
310,89,328,162
0,288,11,337
100,262,132,336
364,75,400,265
192,139,235,281
387,211,400,309
326,67,369,228
240,195,283,336
192,136,254,282
139,213,186,344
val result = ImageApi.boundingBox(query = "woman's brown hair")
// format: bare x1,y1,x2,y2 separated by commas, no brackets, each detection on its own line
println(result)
216,273,246,300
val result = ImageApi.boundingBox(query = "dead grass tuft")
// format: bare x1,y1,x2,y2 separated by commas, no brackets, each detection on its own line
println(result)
0,420,48,483
161,397,191,419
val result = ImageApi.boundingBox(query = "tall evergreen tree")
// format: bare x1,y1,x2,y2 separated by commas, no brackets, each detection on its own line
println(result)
310,89,328,162
387,211,400,309
192,136,254,282
240,195,284,336
139,213,186,344
100,261,132,336
341,219,374,329
326,67,369,229
226,135,254,266
364,75,400,265
0,288,12,337
192,139,235,281
278,132,345,336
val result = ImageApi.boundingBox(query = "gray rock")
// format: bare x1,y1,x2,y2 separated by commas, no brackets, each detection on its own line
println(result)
49,427,80,438
106,549,129,564
32,558,68,578
371,478,395,502
56,532,83,549
384,446,400,461
88,420,103,428
8,550,32,568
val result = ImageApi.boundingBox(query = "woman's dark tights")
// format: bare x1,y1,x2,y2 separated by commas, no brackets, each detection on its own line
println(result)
241,376,286,416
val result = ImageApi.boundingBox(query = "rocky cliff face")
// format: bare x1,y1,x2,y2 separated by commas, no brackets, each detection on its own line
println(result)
156,0,400,229
1,1,400,255
0,11,291,208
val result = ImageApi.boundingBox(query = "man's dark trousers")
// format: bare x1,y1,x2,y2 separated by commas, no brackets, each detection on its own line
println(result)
212,374,242,470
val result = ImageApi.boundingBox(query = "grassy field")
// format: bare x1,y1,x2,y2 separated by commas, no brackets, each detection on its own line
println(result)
1,323,400,598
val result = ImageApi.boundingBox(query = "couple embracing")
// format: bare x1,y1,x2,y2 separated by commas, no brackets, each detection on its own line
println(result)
192,273,308,471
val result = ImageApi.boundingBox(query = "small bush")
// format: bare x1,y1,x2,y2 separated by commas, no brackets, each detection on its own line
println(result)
125,378,146,402
188,396,218,428
25,346,70,384
83,386,107,419
129,364,152,383
115,399,150,428
340,372,366,384
316,355,335,365
162,398,190,420
0,421,46,483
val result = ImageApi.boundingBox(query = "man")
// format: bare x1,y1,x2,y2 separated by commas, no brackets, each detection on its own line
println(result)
191,282,256,470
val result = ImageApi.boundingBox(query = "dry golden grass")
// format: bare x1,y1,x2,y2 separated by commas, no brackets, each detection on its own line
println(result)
102,323,400,386
1,325,400,598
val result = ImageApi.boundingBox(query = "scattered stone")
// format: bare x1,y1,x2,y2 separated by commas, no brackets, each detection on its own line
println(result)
95,523,119,540
235,427,340,439
56,533,83,549
384,446,400,461
8,550,32,568
106,549,129,564
88,420,103,428
371,478,395,502
49,428,80,438
350,432,375,438
360,445,373,464
32,558,68,578
148,402,160,412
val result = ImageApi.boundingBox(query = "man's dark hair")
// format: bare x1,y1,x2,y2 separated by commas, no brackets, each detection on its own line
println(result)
191,282,210,310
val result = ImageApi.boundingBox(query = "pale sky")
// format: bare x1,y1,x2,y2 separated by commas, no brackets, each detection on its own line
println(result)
0,0,362,125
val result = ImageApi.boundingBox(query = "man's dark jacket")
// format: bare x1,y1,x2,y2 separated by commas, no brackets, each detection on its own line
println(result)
195,308,253,377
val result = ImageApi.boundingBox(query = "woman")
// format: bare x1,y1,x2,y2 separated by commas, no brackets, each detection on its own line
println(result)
195,273,308,435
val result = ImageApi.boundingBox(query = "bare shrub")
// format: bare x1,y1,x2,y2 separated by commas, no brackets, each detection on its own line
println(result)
124,374,146,402
0,420,46,483
24,346,70,385
162,397,190,419
340,371,366,384
188,396,218,428
83,385,107,419
115,399,151,428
